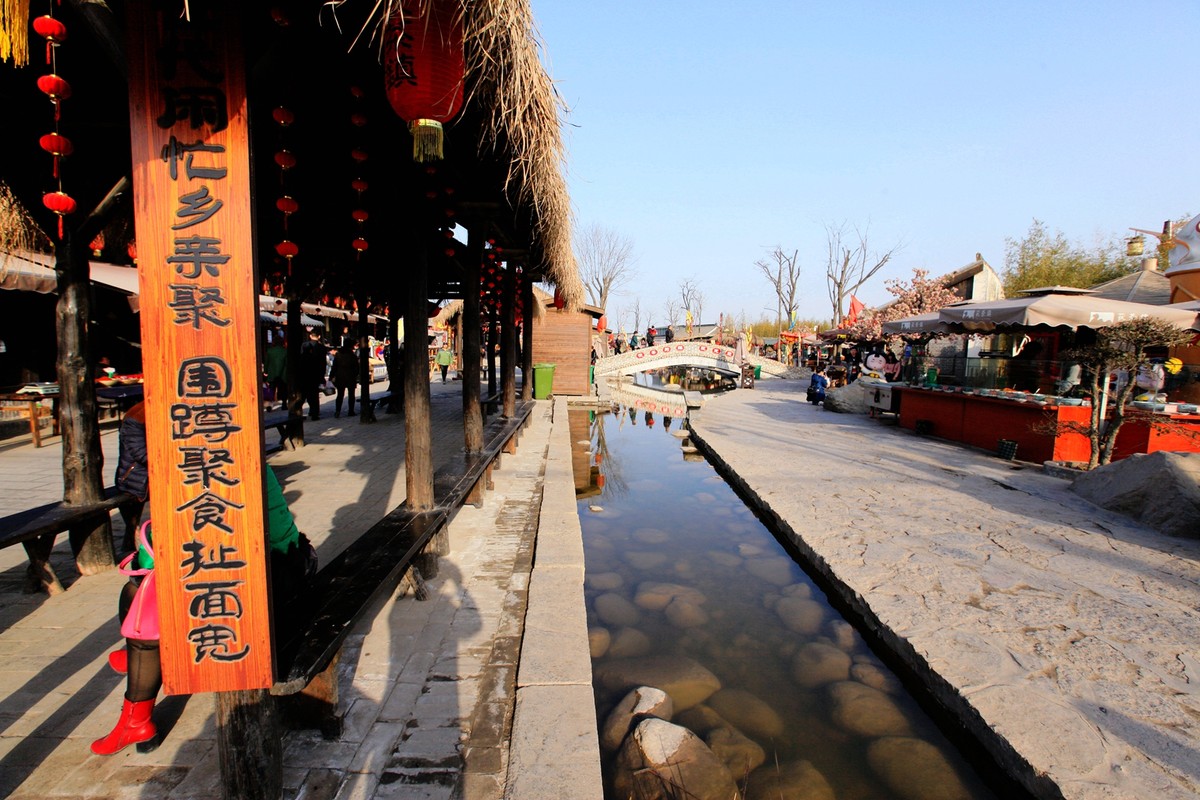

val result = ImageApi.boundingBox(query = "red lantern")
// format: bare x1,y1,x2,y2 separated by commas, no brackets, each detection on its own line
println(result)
351,209,369,223
274,150,296,169
276,196,299,215
89,233,104,257
383,0,465,162
351,238,369,252
38,132,72,178
127,242,137,263
32,15,67,64
351,148,368,163
272,106,294,126
351,178,369,193
552,289,565,310
43,191,76,237
37,74,70,120
275,240,299,259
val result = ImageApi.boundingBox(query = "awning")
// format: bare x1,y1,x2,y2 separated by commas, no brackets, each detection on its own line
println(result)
936,294,1200,331
0,249,141,298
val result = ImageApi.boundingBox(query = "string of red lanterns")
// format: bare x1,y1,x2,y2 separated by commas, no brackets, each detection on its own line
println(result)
34,1,74,238
349,85,370,264
270,102,297,295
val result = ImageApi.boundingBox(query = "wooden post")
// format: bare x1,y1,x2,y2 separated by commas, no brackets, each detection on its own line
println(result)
216,690,282,800
501,265,517,417
55,229,113,574
486,305,498,399
522,278,534,401
462,232,484,452
405,243,434,509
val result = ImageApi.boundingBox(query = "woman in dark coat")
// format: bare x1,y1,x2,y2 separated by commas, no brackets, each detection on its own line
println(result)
115,401,148,555
332,343,358,418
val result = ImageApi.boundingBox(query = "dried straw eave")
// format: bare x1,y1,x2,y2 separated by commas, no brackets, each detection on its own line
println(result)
0,180,51,263
460,0,581,310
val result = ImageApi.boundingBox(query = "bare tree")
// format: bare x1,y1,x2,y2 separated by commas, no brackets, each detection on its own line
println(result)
824,222,901,325
755,246,801,329
679,278,704,327
662,296,681,326
628,297,643,334
576,224,636,310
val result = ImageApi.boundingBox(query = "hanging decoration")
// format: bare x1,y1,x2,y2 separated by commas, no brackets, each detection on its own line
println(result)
271,104,298,278
34,0,72,237
348,84,371,318
1,0,32,66
382,0,465,162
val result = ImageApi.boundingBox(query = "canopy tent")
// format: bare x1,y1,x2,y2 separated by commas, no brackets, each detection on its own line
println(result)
934,291,1200,332
879,311,958,336
1,249,140,298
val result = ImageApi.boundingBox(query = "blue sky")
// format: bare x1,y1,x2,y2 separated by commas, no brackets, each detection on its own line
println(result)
530,1,1200,328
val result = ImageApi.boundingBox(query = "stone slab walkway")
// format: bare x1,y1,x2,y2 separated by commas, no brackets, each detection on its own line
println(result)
688,380,1200,800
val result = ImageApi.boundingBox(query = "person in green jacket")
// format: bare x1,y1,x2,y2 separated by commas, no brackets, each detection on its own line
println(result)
435,344,454,383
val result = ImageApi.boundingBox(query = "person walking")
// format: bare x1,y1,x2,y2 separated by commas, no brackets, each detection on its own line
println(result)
435,343,454,383
263,334,288,411
646,325,656,346
332,342,358,418
664,324,675,344
299,331,328,420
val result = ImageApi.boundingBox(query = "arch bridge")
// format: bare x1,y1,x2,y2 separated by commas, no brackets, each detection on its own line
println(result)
593,341,794,379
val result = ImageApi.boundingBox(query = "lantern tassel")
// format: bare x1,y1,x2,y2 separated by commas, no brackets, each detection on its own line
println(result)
410,119,444,163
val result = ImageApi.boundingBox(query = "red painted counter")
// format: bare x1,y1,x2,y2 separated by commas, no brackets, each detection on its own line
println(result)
895,387,1200,462
1110,414,1200,461
896,387,1093,462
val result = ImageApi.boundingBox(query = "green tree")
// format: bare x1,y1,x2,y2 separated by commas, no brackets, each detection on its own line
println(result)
1002,219,1135,296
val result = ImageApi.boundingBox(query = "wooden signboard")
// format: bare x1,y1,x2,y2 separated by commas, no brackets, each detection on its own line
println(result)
127,2,272,694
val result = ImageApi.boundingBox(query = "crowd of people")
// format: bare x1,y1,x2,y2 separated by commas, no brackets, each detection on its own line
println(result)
610,323,675,354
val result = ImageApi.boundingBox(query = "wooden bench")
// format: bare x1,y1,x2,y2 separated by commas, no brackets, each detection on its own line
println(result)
0,487,136,594
270,400,534,735
480,391,501,416
263,410,305,451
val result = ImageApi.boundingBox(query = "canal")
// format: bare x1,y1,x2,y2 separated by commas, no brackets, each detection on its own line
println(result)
574,394,1002,799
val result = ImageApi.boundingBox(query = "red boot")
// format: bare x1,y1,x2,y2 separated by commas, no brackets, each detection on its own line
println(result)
91,698,156,755
107,649,128,674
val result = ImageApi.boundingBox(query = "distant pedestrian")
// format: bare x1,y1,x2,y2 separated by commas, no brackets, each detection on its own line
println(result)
332,343,358,418
435,344,454,383
264,335,288,411
299,331,328,420
664,324,675,344
646,325,657,346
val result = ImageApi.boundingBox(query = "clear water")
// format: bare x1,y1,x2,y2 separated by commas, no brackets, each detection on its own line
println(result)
575,401,1000,800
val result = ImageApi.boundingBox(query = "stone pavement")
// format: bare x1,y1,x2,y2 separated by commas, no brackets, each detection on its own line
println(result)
0,381,600,799
688,380,1200,800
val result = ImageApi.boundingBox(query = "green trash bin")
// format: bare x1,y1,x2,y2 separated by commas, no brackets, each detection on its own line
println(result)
753,365,762,380
533,363,556,399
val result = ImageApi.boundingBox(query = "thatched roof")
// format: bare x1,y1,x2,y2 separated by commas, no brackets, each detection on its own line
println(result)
462,0,581,309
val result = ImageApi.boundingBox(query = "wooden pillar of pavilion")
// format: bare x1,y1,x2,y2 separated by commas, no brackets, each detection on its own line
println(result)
521,276,534,401
501,265,517,417
486,305,498,398
462,231,484,452
404,241,434,509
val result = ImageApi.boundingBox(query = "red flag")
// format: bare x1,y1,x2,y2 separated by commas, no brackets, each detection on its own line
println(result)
844,295,865,327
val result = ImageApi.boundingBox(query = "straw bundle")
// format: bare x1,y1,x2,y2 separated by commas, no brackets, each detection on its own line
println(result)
0,180,51,263
0,0,29,66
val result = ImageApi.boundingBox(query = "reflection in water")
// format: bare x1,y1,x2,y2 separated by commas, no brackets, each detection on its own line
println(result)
574,407,997,800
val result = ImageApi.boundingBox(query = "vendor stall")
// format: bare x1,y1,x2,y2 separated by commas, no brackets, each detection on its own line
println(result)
896,386,1200,462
